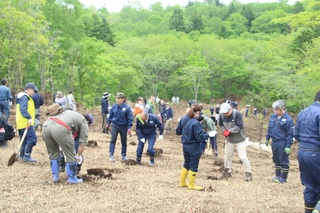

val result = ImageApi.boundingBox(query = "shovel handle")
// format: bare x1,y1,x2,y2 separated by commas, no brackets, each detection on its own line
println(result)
15,125,29,154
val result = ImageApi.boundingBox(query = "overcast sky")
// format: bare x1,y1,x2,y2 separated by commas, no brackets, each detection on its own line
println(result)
79,0,293,12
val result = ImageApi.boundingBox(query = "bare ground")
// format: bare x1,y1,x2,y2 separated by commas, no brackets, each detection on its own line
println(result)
0,102,303,213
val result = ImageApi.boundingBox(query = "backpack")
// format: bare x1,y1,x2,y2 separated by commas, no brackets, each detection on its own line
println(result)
209,116,217,126
0,118,15,141
220,109,237,124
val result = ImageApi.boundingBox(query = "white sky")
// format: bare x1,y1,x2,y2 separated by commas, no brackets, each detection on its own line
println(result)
79,0,292,12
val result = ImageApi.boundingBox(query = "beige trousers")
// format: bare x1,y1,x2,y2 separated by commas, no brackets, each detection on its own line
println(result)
224,140,252,173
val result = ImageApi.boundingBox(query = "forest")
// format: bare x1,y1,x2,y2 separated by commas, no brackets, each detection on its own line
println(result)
0,0,319,112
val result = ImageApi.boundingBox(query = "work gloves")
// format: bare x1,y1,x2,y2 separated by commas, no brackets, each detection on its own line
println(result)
223,130,231,137
28,119,33,126
140,138,146,143
158,135,163,140
76,155,83,164
284,148,291,155
265,140,269,146
208,131,217,137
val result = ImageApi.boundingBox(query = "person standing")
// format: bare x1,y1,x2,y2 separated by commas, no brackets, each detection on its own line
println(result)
215,104,220,122
106,92,133,162
253,107,258,117
176,104,209,191
197,115,218,157
219,103,253,181
0,79,13,121
265,100,294,183
245,106,249,117
161,103,173,125
158,99,166,123
145,96,155,114
263,109,267,119
136,112,163,166
55,91,67,109
42,104,89,184
295,91,320,213
171,96,176,105
133,97,144,117
32,90,44,130
209,106,214,116
101,92,110,133
67,90,76,111
16,83,38,162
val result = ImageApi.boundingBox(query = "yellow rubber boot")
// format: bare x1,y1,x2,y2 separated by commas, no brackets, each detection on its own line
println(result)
179,167,189,187
188,171,204,191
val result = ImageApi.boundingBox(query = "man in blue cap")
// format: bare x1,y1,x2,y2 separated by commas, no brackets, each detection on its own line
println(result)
16,83,39,162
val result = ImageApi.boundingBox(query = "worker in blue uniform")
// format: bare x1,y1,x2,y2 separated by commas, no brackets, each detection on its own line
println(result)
265,100,294,183
295,91,320,213
176,103,209,191
136,111,163,166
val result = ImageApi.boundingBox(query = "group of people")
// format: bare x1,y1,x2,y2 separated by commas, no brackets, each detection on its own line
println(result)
264,93,320,213
175,91,320,213
7,81,92,184
103,93,166,166
2,79,320,211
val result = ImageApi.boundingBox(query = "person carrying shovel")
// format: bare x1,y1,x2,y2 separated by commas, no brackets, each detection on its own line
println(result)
16,83,39,162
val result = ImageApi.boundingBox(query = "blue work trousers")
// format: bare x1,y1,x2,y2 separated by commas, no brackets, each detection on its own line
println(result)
271,141,289,170
182,143,202,172
0,101,10,120
19,126,37,147
298,148,320,207
109,124,127,157
136,134,156,158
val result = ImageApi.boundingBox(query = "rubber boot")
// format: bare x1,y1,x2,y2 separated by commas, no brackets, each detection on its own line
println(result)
23,145,37,162
313,201,320,213
179,167,189,187
272,167,281,182
306,202,316,213
50,160,60,183
66,162,83,184
279,168,289,183
59,156,66,173
245,172,253,181
187,171,204,191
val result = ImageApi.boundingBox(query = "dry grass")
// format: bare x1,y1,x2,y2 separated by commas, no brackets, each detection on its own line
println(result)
0,102,304,213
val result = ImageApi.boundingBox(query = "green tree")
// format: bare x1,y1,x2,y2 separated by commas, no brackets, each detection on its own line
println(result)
169,8,186,32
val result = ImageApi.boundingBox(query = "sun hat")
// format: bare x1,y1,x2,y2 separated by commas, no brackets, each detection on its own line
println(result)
102,92,110,99
46,103,64,116
115,92,126,99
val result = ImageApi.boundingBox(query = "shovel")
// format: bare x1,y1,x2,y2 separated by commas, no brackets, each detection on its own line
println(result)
7,126,29,167
204,139,213,156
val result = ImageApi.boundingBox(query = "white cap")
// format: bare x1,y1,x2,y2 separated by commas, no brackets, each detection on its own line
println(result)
220,103,231,113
